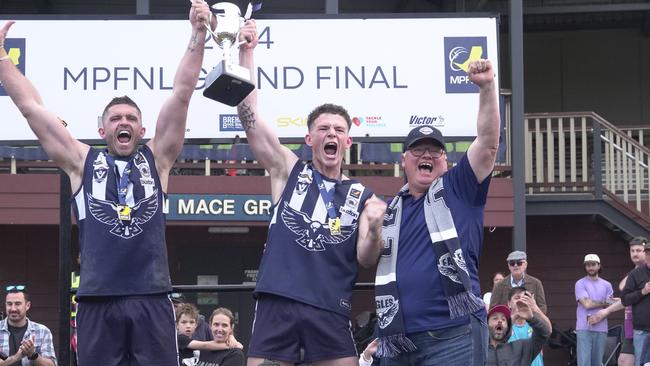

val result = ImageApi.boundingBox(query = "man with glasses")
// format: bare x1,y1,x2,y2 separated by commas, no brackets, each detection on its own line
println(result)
0,286,57,365
373,59,500,365
490,251,548,314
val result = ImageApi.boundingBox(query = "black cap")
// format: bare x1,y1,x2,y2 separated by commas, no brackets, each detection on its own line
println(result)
403,126,446,152
629,236,648,248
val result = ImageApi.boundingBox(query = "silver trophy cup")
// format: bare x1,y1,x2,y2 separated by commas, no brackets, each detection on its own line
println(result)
203,2,255,106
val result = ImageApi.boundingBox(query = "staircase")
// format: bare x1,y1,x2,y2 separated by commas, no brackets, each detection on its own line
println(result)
522,112,650,236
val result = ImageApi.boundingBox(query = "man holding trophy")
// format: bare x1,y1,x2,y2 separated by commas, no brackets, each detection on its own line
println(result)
234,15,387,366
0,1,212,365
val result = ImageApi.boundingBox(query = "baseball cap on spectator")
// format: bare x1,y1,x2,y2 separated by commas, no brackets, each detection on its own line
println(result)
506,251,527,262
170,293,186,303
403,126,446,152
488,304,512,321
583,254,600,263
629,236,648,247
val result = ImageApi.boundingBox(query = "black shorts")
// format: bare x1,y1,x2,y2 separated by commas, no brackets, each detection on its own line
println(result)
620,336,634,355
76,294,178,366
248,294,357,363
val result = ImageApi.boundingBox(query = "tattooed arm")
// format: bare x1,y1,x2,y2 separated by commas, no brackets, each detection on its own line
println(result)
237,20,298,202
148,0,209,191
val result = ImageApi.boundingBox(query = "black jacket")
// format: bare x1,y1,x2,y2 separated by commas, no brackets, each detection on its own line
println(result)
621,264,650,331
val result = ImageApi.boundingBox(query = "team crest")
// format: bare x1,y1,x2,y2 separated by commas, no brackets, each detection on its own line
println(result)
92,154,109,183
294,172,312,195
281,202,356,251
87,190,159,239
93,167,108,183
376,295,399,329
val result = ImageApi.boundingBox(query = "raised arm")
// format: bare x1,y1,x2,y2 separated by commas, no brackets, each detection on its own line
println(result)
147,0,210,189
465,59,500,183
534,281,548,314
356,196,387,268
0,21,88,190
236,19,297,202
514,293,551,361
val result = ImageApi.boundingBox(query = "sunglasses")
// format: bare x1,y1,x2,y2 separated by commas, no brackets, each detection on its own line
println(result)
508,261,524,267
5,285,26,292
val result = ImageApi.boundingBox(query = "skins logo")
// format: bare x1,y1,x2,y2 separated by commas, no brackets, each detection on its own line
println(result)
0,38,26,97
87,190,158,239
444,36,488,94
281,202,356,252
376,295,399,329
437,249,469,284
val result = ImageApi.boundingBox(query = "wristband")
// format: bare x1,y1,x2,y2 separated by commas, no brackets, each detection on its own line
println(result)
27,352,39,361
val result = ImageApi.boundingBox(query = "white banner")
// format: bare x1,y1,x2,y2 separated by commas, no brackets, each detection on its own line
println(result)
0,17,499,142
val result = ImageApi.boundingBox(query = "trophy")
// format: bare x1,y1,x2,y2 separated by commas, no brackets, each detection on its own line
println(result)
203,2,255,106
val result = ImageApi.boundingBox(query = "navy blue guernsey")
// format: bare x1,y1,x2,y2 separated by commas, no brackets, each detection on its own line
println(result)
254,162,373,316
72,145,172,298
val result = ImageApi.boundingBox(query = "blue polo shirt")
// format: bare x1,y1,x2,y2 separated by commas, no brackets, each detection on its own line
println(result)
397,155,491,332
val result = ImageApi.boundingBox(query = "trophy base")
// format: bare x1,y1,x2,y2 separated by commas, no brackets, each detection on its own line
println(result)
203,61,255,106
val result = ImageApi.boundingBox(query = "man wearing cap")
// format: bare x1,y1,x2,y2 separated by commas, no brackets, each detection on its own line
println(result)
373,58,500,365
588,236,648,366
486,291,550,366
574,254,614,366
622,241,650,366
490,251,548,314
170,293,212,342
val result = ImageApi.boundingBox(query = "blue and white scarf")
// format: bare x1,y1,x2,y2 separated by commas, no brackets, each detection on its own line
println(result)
374,178,484,358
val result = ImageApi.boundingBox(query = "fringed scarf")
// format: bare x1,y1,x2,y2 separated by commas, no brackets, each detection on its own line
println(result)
374,178,484,358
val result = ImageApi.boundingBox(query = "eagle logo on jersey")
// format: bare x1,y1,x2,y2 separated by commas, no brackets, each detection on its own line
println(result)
281,202,357,251
87,191,159,239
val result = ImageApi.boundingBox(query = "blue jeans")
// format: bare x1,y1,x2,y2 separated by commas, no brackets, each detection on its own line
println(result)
633,329,650,366
576,330,607,366
471,312,488,366
379,324,472,366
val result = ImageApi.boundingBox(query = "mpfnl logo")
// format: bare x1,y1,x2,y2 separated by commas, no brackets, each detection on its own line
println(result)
0,38,26,96
444,37,487,93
